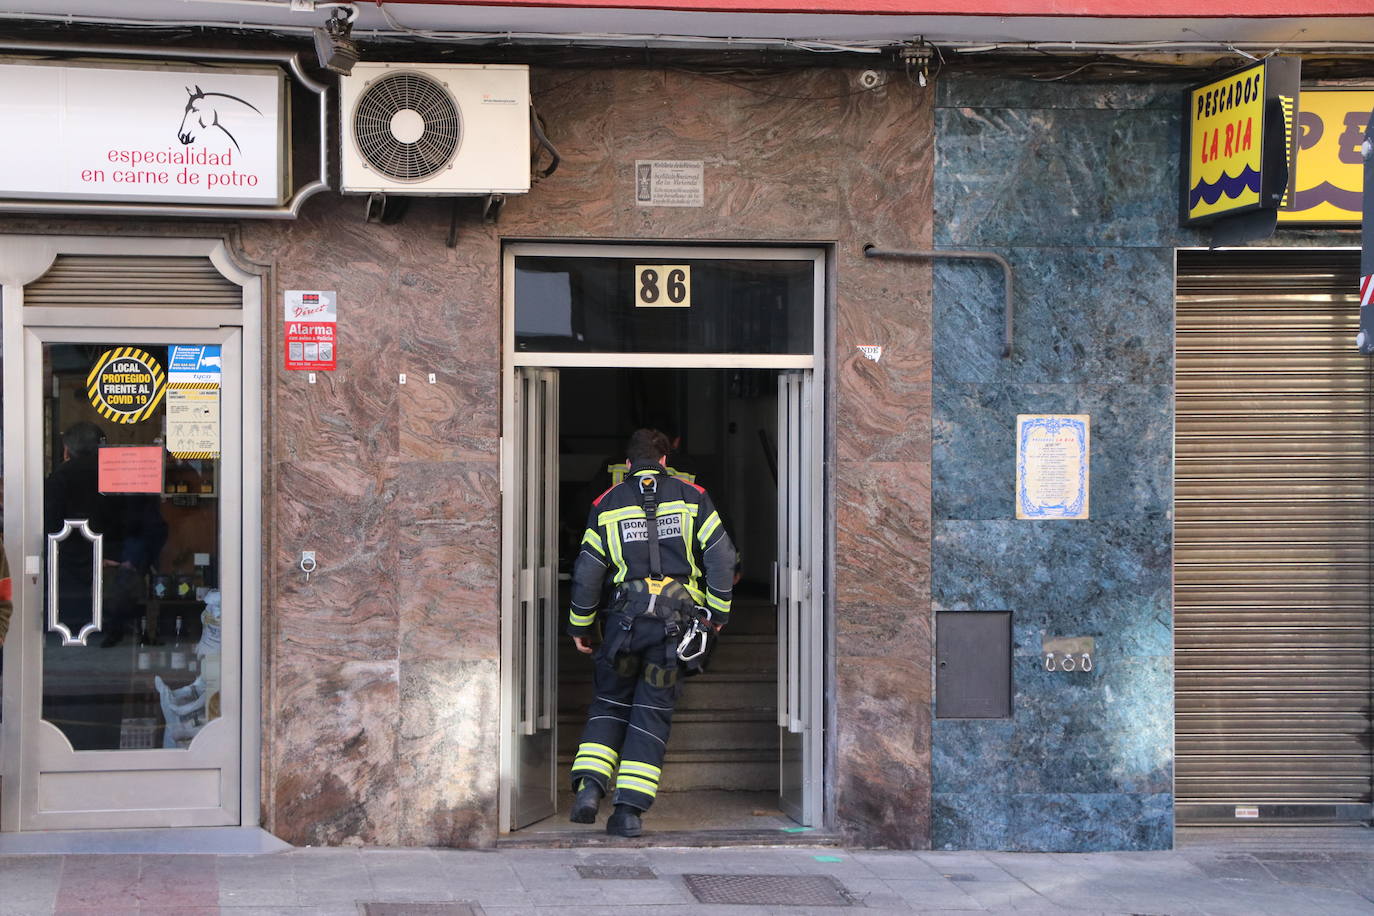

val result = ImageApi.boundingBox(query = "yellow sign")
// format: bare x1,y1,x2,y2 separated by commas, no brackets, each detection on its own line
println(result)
87,347,166,424
1185,64,1267,221
634,264,691,308
166,388,221,460
1278,89,1371,224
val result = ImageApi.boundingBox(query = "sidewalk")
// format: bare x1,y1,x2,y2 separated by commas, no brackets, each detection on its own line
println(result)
0,827,1370,915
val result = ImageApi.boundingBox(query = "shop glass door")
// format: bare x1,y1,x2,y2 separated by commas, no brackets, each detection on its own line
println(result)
18,328,240,829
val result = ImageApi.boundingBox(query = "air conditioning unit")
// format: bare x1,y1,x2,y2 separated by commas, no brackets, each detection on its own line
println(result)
340,63,530,195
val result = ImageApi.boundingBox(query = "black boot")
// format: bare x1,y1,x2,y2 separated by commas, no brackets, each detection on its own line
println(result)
606,804,642,838
570,779,603,824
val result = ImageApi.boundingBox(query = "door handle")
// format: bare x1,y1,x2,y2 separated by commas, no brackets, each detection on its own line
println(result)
788,593,802,733
47,519,103,646
522,592,538,737
517,598,534,736
536,594,552,730
540,566,557,732
776,562,788,728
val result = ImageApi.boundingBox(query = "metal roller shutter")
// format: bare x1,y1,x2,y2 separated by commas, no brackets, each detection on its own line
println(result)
24,255,241,308
1175,248,1373,825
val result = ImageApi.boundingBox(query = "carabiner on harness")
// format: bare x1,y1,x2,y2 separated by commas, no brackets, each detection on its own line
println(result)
676,605,714,663
676,619,710,663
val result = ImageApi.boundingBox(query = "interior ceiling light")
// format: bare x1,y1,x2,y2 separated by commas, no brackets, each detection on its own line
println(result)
314,5,359,75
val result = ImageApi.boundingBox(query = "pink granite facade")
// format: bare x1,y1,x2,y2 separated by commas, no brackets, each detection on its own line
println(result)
244,63,933,849
4,62,934,848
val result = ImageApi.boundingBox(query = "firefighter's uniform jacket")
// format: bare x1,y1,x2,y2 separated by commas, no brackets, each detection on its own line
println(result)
0,539,11,645
567,461,736,811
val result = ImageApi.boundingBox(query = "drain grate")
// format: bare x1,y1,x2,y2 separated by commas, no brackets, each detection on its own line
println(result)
360,904,479,916
683,873,854,907
575,864,657,880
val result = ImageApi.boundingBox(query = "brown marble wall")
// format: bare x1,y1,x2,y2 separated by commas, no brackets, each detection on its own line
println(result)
237,202,505,846
237,63,934,849
0,64,932,848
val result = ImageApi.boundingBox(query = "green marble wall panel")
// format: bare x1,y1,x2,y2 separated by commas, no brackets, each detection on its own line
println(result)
931,76,1188,851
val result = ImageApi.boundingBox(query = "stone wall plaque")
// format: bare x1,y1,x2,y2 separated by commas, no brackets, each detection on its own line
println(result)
634,160,704,207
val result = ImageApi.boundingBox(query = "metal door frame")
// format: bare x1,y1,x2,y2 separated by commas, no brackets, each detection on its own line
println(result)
0,234,263,833
498,241,829,832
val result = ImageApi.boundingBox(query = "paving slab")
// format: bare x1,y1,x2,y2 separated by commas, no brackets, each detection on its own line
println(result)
363,858,461,902
595,877,696,904
643,848,809,875
885,877,987,910
952,881,1049,910
0,855,62,916
0,828,1372,914
840,875,918,910
851,851,949,880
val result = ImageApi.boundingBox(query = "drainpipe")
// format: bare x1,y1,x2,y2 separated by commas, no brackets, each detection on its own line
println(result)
862,244,1014,359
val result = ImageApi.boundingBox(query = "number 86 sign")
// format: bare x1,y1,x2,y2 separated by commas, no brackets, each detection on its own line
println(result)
634,264,691,309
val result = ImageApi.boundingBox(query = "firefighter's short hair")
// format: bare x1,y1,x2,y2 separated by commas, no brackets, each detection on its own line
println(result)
626,428,671,463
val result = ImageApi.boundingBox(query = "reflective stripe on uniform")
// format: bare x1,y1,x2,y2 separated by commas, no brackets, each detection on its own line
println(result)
598,505,644,527
582,529,605,554
706,592,730,613
569,607,597,627
615,774,659,798
574,756,616,779
573,742,620,778
684,510,702,582
618,760,661,780
605,521,629,584
580,743,620,762
697,511,721,545
655,499,698,518
610,464,695,485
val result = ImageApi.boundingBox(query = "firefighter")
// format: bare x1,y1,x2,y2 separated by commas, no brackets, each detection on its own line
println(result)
567,428,736,837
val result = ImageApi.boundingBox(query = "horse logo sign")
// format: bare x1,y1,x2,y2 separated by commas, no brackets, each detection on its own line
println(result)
0,61,284,206
178,85,263,153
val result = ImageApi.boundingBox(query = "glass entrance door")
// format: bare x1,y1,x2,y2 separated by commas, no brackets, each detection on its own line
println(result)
503,367,560,830
776,370,821,825
17,328,241,829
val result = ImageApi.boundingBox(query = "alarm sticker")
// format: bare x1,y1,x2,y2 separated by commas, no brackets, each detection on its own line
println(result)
285,290,337,370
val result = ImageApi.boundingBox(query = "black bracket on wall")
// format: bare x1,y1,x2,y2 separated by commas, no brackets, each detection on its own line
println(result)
862,244,1014,359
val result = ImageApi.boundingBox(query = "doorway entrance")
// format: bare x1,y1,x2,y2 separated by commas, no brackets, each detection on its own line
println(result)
499,244,825,838
0,238,262,832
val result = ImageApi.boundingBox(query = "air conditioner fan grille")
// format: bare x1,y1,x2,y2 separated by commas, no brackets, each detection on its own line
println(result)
353,71,462,182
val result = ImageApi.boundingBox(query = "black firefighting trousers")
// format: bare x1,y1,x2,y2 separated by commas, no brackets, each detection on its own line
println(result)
570,614,682,811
